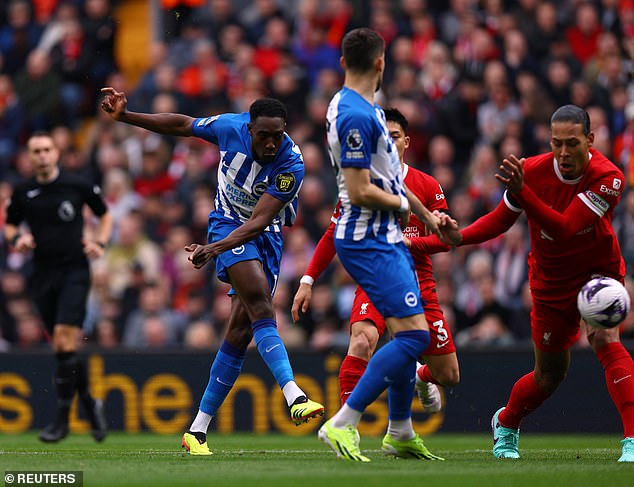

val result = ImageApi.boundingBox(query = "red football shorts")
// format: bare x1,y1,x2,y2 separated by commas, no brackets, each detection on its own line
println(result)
530,293,581,352
349,286,456,355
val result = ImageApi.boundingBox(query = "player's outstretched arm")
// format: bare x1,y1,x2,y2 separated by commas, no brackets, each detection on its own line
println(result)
460,199,520,246
100,87,195,137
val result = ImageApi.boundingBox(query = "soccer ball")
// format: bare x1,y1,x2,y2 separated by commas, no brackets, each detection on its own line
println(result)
577,277,631,329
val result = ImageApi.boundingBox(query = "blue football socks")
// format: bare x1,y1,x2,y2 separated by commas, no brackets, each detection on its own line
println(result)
199,340,246,416
347,330,430,414
252,318,295,389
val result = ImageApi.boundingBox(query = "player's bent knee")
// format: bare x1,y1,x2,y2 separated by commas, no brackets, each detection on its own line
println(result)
587,326,621,351
437,369,460,387
241,299,275,322
348,338,373,361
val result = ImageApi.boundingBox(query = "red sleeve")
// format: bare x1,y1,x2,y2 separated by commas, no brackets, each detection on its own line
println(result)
460,196,520,246
304,221,337,280
409,235,451,254
514,184,601,239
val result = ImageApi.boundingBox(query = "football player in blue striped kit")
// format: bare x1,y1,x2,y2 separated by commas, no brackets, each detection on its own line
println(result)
316,28,456,462
100,88,324,455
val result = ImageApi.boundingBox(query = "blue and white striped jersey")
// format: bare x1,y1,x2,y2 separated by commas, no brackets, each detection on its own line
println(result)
326,86,405,243
192,112,304,232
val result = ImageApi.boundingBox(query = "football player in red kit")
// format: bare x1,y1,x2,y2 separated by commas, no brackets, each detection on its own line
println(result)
446,105,633,462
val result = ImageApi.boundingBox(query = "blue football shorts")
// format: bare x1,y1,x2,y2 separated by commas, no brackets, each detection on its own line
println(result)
334,237,424,319
208,214,282,296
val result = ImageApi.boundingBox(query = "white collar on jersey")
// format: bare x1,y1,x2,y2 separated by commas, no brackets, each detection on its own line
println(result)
402,162,409,177
552,152,592,184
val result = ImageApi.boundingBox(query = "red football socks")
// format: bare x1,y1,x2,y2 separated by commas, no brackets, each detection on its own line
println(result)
417,364,441,385
499,372,551,430
597,342,634,438
338,355,368,405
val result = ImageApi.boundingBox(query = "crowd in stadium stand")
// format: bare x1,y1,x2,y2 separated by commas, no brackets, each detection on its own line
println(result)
1,0,634,352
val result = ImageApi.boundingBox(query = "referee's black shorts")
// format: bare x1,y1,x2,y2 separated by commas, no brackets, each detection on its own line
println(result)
30,265,90,332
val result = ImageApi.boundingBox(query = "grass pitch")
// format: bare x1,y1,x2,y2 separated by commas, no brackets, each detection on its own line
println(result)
0,433,632,487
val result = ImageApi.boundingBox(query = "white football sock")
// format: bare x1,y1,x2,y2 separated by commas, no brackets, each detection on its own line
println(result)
330,403,363,428
282,381,304,406
387,418,415,441
189,410,212,433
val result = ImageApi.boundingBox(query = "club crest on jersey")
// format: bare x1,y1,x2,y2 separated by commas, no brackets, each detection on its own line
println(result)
58,201,76,222
275,173,295,193
613,178,622,190
253,180,269,196
346,129,363,150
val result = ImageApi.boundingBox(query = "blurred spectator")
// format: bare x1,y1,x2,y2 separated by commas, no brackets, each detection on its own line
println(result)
0,0,42,75
454,249,494,328
93,317,119,348
0,74,23,177
508,281,533,341
105,211,162,297
477,81,522,145
613,103,634,187
241,0,287,45
493,222,529,310
529,1,560,61
15,310,46,348
83,0,118,89
102,168,143,239
419,41,456,101
13,49,63,131
615,190,634,275
566,2,603,65
183,319,218,349
435,70,483,165
292,17,341,89
0,268,28,343
160,0,206,42
201,0,240,48
454,313,515,348
122,282,185,348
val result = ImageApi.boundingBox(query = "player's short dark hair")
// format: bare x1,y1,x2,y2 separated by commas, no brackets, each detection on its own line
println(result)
249,98,287,123
342,28,385,74
383,107,408,133
551,105,591,135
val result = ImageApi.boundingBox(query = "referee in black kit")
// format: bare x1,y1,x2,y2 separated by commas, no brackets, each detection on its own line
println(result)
4,131,113,443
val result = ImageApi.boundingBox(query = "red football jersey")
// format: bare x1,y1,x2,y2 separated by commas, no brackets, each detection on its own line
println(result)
305,165,448,305
401,164,449,302
512,148,626,299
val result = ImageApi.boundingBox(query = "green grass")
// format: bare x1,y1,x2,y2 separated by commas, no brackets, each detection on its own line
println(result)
0,433,632,487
